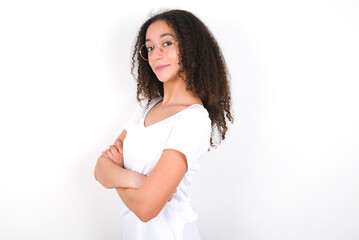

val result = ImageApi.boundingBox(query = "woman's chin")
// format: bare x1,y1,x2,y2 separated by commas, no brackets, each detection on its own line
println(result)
156,76,171,83
155,75,180,84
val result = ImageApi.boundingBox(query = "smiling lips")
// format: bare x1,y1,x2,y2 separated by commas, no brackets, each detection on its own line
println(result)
155,64,169,71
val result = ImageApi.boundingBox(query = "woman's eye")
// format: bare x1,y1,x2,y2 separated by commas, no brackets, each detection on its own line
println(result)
162,41,173,47
146,46,154,52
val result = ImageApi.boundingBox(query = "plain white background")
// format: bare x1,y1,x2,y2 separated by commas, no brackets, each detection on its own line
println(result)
0,0,358,239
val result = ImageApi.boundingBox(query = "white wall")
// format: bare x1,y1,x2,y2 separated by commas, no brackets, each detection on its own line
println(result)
0,0,358,239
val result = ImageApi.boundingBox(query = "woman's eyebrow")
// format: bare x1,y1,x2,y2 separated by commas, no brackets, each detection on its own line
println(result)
160,33,175,38
145,33,175,42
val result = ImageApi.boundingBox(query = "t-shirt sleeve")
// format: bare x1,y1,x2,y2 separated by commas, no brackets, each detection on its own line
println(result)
164,107,212,171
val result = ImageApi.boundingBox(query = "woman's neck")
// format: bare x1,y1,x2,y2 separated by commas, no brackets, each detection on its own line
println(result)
161,78,199,106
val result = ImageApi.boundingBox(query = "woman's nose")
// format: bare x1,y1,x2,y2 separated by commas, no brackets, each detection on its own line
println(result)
151,45,164,59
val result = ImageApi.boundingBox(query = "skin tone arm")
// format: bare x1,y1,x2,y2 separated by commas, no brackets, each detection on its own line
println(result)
95,130,183,222
94,130,146,189
116,148,187,222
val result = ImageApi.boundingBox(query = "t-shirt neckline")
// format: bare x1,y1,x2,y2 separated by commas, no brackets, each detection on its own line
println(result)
142,97,204,128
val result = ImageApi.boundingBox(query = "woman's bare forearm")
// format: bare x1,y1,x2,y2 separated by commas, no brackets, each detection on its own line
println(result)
114,150,186,222
116,187,155,222
94,156,146,189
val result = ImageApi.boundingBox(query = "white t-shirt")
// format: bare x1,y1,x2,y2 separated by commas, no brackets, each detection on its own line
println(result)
121,97,211,240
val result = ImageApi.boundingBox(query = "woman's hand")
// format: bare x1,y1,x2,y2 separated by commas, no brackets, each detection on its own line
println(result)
167,189,177,202
102,138,124,167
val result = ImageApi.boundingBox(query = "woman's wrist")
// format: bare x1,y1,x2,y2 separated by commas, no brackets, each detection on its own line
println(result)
110,157,124,168
123,168,146,189
133,174,146,189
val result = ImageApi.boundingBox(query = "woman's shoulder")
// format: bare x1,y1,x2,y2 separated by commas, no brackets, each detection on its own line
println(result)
184,103,209,115
177,104,211,127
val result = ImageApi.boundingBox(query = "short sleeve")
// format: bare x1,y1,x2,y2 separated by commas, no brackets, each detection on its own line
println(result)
164,107,211,170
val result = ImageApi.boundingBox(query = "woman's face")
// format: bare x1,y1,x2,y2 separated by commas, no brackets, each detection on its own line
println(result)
145,20,181,83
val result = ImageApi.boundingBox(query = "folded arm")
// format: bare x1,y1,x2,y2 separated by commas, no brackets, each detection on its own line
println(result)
116,149,187,222
94,130,146,189
95,129,186,222
95,156,146,189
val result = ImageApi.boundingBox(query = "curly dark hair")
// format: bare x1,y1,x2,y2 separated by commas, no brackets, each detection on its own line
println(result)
131,9,234,148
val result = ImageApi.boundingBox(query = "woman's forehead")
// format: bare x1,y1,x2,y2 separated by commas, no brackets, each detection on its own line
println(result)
145,33,175,42
145,20,176,41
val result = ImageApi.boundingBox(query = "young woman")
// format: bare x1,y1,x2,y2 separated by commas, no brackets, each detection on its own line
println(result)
95,9,233,240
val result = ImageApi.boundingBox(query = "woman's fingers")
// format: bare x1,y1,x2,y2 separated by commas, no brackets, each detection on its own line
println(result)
105,147,114,159
101,151,108,158
114,139,123,153
109,145,120,158
167,189,177,202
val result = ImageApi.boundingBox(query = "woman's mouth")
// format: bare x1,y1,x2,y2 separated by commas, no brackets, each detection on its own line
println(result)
155,65,169,71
